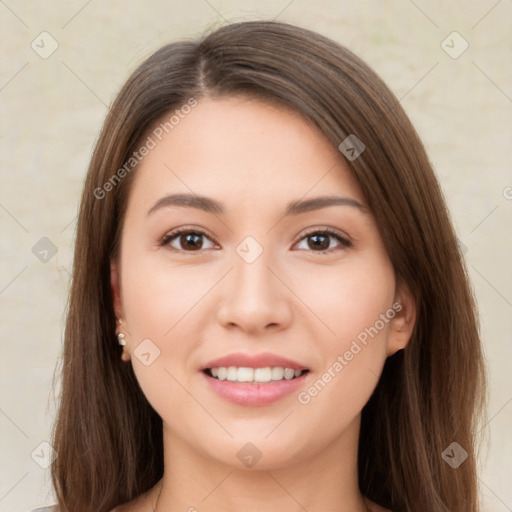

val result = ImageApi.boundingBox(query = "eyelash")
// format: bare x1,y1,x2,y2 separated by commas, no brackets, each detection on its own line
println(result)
160,227,352,254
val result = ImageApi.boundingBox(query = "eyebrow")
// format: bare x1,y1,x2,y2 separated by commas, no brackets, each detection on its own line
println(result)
147,193,366,216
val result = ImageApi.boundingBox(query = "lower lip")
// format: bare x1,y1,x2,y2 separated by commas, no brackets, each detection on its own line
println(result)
202,371,308,406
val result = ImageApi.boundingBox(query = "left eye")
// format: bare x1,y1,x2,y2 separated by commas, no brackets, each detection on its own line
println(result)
294,230,351,252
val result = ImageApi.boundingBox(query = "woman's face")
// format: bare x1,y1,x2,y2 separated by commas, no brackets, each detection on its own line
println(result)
111,95,414,470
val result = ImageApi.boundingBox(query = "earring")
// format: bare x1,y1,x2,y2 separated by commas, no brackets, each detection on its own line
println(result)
115,319,131,362
116,318,126,346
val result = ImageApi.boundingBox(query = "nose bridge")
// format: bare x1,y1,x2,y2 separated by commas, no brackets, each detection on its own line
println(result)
231,235,278,302
215,234,292,331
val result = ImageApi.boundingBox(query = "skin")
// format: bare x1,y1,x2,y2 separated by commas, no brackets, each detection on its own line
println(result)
110,95,416,512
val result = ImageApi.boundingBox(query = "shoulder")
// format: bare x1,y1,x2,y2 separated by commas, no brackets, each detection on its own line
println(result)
30,507,59,512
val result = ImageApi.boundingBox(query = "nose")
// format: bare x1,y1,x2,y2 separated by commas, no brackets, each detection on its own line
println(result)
215,245,293,335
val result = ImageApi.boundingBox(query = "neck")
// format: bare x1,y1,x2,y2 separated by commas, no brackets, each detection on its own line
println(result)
153,415,368,512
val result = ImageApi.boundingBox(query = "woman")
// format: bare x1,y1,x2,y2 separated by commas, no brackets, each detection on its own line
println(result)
42,20,485,512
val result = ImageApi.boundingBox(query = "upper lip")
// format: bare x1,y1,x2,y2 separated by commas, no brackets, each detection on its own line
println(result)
202,352,308,371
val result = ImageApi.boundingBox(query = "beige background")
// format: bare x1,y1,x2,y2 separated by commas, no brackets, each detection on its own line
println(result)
0,1,511,511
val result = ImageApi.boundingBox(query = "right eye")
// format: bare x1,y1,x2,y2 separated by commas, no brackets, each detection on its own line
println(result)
161,228,218,252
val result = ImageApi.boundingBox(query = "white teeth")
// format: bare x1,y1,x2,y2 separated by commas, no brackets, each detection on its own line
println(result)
208,366,305,383
237,367,254,382
226,366,238,381
254,367,272,383
271,367,285,380
283,368,295,380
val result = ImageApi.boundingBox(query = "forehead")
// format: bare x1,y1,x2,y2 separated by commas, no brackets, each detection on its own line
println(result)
128,95,366,212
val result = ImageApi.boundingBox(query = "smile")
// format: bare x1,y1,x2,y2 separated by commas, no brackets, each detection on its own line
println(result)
205,366,308,383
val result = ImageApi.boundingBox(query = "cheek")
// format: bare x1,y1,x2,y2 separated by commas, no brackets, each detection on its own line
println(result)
295,255,395,407
119,249,220,412
299,255,396,349
120,248,216,340
121,254,207,428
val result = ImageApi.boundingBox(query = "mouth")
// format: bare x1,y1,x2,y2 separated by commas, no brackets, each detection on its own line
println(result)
204,366,309,383
201,352,310,406
202,367,309,406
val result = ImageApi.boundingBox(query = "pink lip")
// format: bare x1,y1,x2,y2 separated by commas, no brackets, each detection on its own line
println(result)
202,352,307,371
201,371,308,407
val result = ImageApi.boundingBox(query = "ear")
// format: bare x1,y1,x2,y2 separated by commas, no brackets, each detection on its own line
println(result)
386,281,416,356
110,260,124,320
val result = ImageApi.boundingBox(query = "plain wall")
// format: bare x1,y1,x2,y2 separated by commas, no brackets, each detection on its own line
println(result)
0,1,511,511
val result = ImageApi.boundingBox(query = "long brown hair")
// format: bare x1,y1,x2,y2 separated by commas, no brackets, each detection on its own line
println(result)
51,20,486,512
